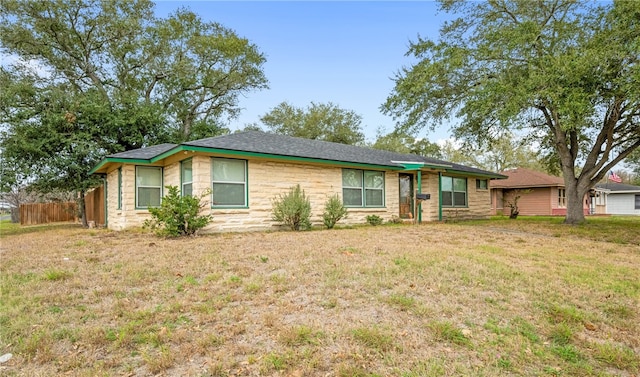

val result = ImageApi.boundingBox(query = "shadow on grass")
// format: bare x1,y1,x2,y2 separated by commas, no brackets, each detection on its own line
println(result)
464,216,640,246
0,220,82,238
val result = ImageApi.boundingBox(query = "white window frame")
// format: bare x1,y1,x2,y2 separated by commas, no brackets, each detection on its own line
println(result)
136,166,163,208
181,159,193,197
211,158,247,208
342,169,385,208
441,176,467,208
558,188,567,208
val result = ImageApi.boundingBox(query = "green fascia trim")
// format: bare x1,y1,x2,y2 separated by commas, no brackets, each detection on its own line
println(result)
90,157,152,174
444,169,505,179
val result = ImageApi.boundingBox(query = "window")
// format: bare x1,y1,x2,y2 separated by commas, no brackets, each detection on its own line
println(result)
136,166,162,208
558,188,566,208
212,158,247,207
342,169,384,207
441,176,467,207
117,167,122,210
181,159,193,196
635,194,640,210
476,179,488,190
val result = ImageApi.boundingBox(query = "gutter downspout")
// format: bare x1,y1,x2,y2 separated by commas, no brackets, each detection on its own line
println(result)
438,172,443,221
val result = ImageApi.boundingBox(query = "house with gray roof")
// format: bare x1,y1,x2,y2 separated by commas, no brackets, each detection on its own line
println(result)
90,131,505,232
594,182,640,216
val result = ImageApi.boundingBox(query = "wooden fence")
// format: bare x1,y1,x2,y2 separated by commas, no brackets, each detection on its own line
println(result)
18,186,106,226
85,186,105,227
19,202,77,226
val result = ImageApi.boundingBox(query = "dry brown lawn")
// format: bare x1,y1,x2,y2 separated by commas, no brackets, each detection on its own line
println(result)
1,222,639,376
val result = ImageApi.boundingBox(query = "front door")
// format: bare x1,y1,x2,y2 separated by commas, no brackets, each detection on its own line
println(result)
399,174,414,219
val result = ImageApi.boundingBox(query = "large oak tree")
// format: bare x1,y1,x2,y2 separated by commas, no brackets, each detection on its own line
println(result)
260,102,366,145
382,0,640,224
0,0,267,225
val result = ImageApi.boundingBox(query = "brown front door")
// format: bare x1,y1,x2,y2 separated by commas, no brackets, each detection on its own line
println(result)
399,174,414,219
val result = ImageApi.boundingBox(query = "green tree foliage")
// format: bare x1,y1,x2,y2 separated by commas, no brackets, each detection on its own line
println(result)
271,184,312,231
0,0,267,224
626,149,640,185
261,102,365,145
382,0,640,224
439,132,546,173
372,130,442,158
322,194,348,229
143,186,213,237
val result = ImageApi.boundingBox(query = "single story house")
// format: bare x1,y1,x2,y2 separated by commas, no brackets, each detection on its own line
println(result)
593,182,640,215
490,167,589,216
90,131,505,232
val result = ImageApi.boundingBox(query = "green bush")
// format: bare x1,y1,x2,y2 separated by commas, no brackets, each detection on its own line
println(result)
143,186,212,237
272,184,311,231
322,194,348,229
366,214,383,226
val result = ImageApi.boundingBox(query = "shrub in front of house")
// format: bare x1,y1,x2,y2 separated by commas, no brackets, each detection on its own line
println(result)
271,184,311,231
322,194,348,229
366,214,383,226
144,186,212,237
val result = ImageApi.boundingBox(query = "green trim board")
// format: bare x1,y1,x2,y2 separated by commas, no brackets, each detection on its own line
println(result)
438,172,443,221
117,167,122,210
417,170,422,223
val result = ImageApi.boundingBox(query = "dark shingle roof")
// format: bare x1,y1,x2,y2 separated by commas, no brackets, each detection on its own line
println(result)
185,131,424,167
185,131,501,176
107,143,178,160
95,131,503,178
595,182,640,192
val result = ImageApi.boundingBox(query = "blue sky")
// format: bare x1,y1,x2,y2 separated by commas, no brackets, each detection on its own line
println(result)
154,1,453,143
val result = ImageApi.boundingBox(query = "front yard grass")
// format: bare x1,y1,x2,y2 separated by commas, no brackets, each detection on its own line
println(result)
1,219,638,376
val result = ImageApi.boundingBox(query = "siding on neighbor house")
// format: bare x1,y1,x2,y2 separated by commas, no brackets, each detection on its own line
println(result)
504,187,556,216
607,194,640,215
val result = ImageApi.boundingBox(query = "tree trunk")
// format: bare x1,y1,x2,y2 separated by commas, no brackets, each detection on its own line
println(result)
78,190,89,228
564,179,587,225
10,207,19,223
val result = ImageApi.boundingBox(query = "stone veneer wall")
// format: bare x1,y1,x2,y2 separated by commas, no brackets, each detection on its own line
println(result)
203,159,401,232
441,176,491,221
105,156,492,231
107,156,402,232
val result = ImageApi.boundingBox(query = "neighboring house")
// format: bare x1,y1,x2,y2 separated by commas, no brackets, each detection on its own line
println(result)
90,131,505,232
594,182,640,215
490,167,589,216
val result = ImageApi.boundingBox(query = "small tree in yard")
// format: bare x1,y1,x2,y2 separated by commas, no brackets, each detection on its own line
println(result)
322,194,348,229
504,189,531,220
144,186,212,237
272,184,311,231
